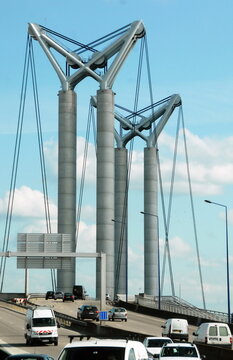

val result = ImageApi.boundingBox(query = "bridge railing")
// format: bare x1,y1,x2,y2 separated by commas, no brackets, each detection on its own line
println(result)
134,294,228,323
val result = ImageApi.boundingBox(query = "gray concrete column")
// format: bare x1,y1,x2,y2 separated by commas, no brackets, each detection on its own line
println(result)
96,89,115,299
144,147,158,295
115,148,128,296
57,90,77,292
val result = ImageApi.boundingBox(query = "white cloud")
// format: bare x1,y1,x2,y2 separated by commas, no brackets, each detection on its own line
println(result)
160,236,193,259
0,186,57,218
42,130,233,199
44,136,96,185
76,221,96,252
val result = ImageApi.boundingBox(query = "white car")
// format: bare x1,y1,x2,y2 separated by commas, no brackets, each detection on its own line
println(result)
159,343,202,359
143,337,173,358
58,338,149,360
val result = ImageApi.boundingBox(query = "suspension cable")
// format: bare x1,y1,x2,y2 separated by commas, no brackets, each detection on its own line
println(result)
40,23,131,55
75,103,93,250
28,39,56,288
114,37,145,294
0,35,31,291
180,107,206,309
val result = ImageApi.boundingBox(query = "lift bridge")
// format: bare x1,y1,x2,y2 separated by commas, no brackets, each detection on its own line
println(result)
0,21,206,311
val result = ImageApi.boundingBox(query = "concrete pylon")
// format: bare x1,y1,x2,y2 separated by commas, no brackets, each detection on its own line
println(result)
96,88,115,299
115,148,128,296
57,90,77,291
144,147,158,295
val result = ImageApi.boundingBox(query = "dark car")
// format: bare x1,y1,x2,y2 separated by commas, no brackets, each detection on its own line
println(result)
63,292,74,302
77,305,99,321
45,291,55,300
5,354,54,360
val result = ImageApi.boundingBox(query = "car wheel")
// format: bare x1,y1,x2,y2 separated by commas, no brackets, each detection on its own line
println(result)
125,319,127,322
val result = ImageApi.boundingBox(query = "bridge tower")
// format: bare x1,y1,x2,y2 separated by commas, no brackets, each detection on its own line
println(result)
28,21,145,297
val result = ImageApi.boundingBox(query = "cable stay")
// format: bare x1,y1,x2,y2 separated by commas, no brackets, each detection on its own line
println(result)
159,109,181,297
28,38,56,289
75,103,94,251
0,36,56,291
180,107,206,309
39,23,131,55
0,35,31,291
158,105,206,309
115,96,172,120
114,36,146,295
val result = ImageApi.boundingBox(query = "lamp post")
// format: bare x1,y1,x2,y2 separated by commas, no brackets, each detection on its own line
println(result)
204,200,231,323
140,211,161,309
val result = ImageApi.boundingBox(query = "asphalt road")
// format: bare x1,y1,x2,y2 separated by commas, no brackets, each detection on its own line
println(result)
32,298,197,340
0,298,198,360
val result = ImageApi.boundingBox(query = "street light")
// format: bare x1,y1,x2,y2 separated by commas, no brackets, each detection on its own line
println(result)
140,211,161,309
204,199,231,323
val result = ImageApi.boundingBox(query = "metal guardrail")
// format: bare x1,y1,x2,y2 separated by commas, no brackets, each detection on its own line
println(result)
134,295,228,323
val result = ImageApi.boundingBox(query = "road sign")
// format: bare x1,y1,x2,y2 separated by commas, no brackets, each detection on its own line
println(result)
99,311,108,321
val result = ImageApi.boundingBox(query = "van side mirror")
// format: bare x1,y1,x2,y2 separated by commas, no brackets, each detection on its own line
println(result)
26,324,30,329
161,325,165,328
193,332,197,336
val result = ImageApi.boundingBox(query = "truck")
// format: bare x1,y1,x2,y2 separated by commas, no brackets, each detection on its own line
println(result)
24,306,59,346
73,285,86,300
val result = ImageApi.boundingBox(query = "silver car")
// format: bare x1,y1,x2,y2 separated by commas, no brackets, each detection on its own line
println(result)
108,307,127,322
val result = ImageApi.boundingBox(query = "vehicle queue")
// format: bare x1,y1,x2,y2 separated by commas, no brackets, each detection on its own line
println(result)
2,293,232,360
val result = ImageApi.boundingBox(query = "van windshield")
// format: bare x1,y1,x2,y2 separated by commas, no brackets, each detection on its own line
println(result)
59,347,125,360
32,318,56,327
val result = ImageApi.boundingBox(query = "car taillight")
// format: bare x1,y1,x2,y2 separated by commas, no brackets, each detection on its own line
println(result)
230,337,232,344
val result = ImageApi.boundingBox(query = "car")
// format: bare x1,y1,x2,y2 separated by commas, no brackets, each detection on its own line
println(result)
63,292,75,302
161,318,189,341
106,293,111,301
77,305,99,321
5,354,54,360
159,343,202,359
143,337,173,358
108,307,127,322
57,338,149,360
54,291,64,300
45,291,54,300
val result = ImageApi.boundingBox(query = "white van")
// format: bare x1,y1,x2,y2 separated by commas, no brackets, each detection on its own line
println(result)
161,318,189,341
25,306,59,346
193,322,232,348
58,338,149,360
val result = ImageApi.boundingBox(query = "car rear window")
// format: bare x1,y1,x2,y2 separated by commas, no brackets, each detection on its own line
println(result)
219,326,229,336
209,326,217,336
84,306,98,310
59,347,125,360
148,339,171,347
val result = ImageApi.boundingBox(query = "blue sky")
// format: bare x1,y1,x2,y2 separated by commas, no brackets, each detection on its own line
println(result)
0,0,233,314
